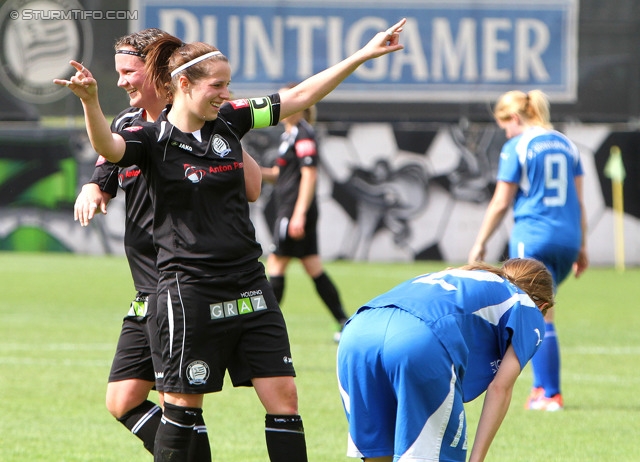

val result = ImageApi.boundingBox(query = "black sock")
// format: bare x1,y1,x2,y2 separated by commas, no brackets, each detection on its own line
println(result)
265,414,308,462
187,412,211,462
313,273,348,324
270,275,285,303
154,402,202,462
117,400,162,454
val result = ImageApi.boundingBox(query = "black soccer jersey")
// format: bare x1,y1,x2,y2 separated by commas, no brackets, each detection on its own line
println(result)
273,119,319,218
89,107,157,293
117,95,281,277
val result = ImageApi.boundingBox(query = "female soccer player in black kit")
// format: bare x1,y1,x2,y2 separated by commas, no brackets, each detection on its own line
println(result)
57,18,406,462
261,89,349,342
74,29,260,460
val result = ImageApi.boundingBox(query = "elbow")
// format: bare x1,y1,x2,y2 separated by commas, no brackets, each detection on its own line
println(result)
486,379,514,403
246,183,262,202
489,200,511,216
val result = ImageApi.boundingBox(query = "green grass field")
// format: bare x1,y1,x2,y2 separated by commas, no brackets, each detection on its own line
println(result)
1,252,639,461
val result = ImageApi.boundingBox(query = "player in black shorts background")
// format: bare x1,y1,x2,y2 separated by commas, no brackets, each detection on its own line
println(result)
74,29,261,461
261,85,349,342
58,18,406,462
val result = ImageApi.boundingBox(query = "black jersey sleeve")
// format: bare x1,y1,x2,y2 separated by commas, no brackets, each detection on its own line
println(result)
85,107,146,196
295,120,319,168
220,93,281,138
117,125,152,168
88,158,119,197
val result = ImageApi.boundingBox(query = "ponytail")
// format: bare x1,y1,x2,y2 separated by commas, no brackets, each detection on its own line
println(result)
144,39,228,99
459,258,555,309
143,35,184,99
493,89,552,129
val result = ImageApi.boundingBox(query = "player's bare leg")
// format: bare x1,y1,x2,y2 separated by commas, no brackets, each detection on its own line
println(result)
254,376,308,462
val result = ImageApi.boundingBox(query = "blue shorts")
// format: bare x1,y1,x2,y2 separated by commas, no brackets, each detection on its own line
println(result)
337,308,468,461
509,239,579,288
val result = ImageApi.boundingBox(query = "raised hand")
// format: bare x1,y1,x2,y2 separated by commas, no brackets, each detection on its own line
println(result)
358,18,407,60
53,60,98,102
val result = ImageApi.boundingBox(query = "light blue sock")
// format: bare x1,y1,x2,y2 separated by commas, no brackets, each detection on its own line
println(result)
531,322,561,396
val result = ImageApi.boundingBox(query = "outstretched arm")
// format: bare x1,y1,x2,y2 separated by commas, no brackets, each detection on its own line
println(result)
53,61,126,163
279,18,406,119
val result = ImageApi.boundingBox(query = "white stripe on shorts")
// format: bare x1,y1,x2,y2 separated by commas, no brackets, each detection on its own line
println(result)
398,364,456,461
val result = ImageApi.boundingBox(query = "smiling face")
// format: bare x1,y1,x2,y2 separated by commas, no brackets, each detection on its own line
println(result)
177,59,232,124
114,46,159,113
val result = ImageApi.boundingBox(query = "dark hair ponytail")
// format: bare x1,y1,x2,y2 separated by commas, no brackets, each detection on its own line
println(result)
143,35,184,99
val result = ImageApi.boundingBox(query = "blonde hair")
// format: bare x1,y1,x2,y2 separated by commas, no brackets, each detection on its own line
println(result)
460,258,555,310
493,90,552,129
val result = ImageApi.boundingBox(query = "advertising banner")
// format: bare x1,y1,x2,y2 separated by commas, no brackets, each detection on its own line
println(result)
132,0,578,102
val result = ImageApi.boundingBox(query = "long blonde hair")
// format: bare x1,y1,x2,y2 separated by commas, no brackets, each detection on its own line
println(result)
493,90,552,129
460,258,555,310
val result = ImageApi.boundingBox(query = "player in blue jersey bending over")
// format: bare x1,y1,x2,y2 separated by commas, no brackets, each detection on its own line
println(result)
468,90,588,411
337,257,554,462
56,18,406,462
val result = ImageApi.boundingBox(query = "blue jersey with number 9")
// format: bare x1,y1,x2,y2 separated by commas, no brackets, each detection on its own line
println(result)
497,126,583,249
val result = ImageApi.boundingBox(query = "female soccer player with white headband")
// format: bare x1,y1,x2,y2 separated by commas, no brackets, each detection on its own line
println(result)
56,18,406,462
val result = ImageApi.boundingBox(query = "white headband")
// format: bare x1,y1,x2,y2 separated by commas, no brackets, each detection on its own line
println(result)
170,51,222,77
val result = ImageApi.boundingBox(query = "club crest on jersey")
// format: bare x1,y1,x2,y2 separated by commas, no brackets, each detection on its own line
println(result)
171,140,193,152
186,360,210,385
211,135,231,158
184,164,207,183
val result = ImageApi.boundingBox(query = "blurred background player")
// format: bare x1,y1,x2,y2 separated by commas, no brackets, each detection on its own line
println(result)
468,89,588,411
261,85,349,342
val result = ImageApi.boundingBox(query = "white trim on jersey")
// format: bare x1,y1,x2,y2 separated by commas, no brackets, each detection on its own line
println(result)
113,107,144,131
472,292,534,326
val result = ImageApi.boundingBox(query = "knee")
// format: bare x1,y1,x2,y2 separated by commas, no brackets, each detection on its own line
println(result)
106,393,129,419
106,382,152,419
254,377,300,415
275,379,298,415
278,383,299,414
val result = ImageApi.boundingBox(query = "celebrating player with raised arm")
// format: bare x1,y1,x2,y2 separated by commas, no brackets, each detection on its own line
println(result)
56,18,406,462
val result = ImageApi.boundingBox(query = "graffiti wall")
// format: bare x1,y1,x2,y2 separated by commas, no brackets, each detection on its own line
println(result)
244,122,640,265
0,126,123,254
1,122,639,265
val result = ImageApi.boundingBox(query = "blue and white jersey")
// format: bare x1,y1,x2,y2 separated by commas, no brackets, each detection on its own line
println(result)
498,126,583,248
359,269,545,401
